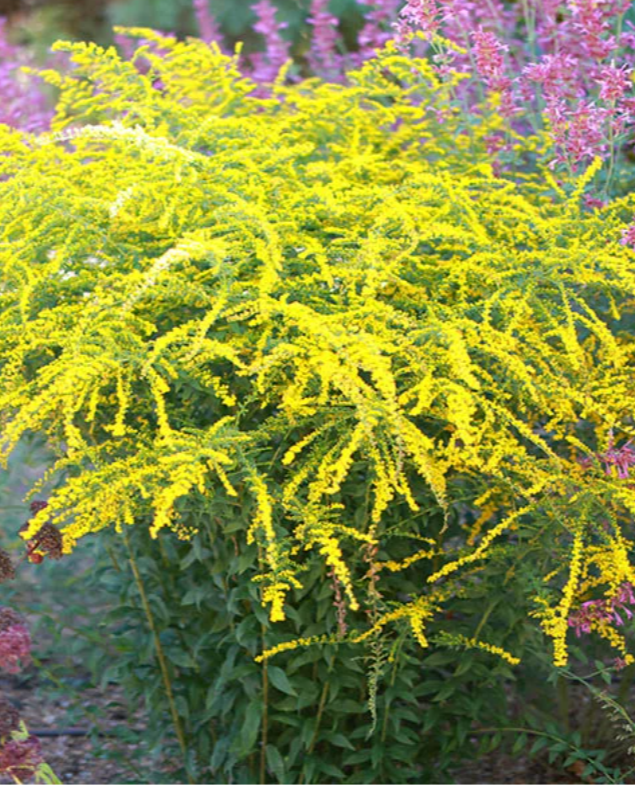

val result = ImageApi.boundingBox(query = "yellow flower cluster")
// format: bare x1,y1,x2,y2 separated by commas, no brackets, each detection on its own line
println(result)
2,31,635,660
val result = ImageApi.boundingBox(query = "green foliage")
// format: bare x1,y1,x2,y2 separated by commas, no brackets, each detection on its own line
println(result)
4,28,635,785
56,525,523,783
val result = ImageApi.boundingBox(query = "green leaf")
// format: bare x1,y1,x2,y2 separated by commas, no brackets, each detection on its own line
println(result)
267,665,298,696
210,737,230,772
238,700,262,757
317,761,345,778
265,744,286,783
529,736,548,756
371,743,384,770
343,750,372,765
454,657,472,676
323,732,355,750
166,648,196,669
512,732,527,755
332,699,365,713
422,651,457,668
431,684,455,702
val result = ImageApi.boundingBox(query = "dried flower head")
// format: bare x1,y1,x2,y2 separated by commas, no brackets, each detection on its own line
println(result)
0,698,20,739
0,610,31,674
34,522,63,560
28,501,48,515
20,503,63,561
0,736,43,779
0,608,24,633
0,550,14,583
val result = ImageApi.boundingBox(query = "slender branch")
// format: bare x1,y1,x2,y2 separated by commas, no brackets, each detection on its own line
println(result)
124,532,191,783
308,681,330,754
260,653,268,785
257,543,269,785
473,726,618,783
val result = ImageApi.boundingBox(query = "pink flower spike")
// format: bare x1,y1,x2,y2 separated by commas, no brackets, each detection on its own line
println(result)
394,0,439,44
617,583,635,605
307,0,343,78
471,27,508,90
584,195,606,209
357,0,400,57
249,0,290,83
192,0,222,43
596,62,632,104
621,223,635,247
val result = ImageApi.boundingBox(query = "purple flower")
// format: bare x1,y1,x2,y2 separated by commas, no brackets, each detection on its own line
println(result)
192,0,222,44
249,0,290,84
356,0,400,58
394,0,439,44
568,582,635,637
0,18,52,132
307,0,343,78
523,53,583,101
596,62,632,103
471,28,508,86
599,437,635,477
545,97,608,167
568,598,613,636
584,194,607,209
566,0,617,60
621,222,635,247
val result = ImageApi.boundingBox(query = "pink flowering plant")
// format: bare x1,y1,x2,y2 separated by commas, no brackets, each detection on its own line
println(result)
180,0,635,207
0,19,52,133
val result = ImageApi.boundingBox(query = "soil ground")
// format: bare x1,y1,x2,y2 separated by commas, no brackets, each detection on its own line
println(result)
0,671,142,784
2,662,630,785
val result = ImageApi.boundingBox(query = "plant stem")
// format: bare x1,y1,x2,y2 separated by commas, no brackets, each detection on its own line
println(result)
124,532,191,783
473,598,499,642
308,680,330,754
260,629,269,785
557,674,570,733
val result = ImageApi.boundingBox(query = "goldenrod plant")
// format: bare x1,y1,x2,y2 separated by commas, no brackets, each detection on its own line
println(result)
2,28,635,675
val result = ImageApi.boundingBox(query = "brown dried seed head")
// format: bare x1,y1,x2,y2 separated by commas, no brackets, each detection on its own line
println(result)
29,501,48,515
0,697,20,738
0,550,15,583
0,736,43,777
0,608,24,633
36,522,63,560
